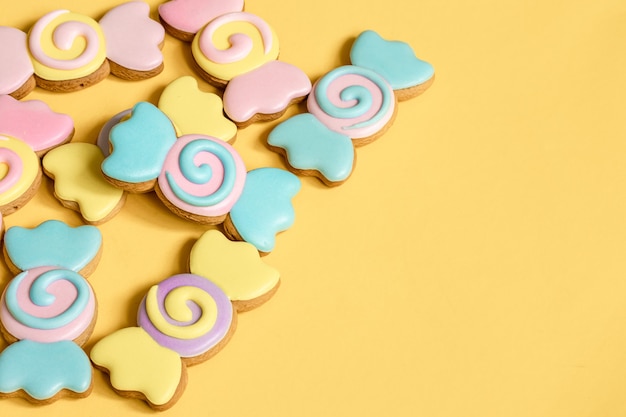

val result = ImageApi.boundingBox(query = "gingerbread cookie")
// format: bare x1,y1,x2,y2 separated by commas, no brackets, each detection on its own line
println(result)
0,220,102,403
0,27,36,99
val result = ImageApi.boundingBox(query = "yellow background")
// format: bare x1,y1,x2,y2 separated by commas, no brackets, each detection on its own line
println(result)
1,0,626,416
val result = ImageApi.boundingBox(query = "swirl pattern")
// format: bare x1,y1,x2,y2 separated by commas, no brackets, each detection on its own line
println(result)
307,65,396,140
0,266,96,343
157,134,246,221
191,12,279,82
28,10,107,81
137,274,233,359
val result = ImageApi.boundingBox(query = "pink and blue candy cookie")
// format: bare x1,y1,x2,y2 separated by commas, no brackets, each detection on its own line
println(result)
0,220,102,404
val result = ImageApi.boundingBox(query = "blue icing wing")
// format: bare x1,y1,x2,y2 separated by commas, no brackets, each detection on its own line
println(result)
101,101,177,184
0,340,92,400
228,168,301,253
350,30,434,90
268,113,355,184
4,220,102,272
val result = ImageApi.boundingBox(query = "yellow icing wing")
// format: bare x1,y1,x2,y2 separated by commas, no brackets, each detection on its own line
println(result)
42,143,125,224
158,76,237,142
189,229,280,311
90,327,184,410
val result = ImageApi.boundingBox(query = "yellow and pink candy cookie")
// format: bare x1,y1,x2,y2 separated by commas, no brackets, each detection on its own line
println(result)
0,1,165,95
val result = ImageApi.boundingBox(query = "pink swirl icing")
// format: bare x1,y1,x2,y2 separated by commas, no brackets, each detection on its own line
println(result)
157,134,246,219
197,12,274,64
0,266,96,343
29,10,102,71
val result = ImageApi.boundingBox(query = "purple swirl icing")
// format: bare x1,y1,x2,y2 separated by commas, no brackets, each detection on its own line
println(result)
137,273,233,358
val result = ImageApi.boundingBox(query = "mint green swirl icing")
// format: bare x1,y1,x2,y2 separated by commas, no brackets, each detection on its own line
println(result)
165,138,237,207
314,65,393,130
6,269,90,330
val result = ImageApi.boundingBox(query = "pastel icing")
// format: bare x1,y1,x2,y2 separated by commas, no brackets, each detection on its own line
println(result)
99,1,165,72
90,327,182,407
157,76,237,141
268,113,354,183
3,219,102,272
96,108,131,157
137,273,233,358
0,340,92,400
43,143,126,223
157,134,246,219
0,95,74,154
189,229,280,304
350,30,434,90
0,27,34,95
223,60,312,123
0,266,96,343
28,10,108,81
228,167,301,253
307,65,395,139
158,0,244,36
101,102,177,184
0,135,40,209
191,12,280,81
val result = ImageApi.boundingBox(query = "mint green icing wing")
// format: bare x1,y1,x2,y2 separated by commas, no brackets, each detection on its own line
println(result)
0,340,92,400
350,30,434,90
4,220,102,272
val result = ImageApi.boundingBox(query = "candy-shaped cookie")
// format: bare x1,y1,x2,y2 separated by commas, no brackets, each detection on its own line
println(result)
267,30,434,186
91,273,235,410
0,220,102,404
1,2,165,96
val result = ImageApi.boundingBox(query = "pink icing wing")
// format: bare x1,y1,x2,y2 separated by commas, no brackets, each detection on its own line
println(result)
0,95,74,155
0,27,35,97
99,1,165,72
158,0,244,36
223,61,312,124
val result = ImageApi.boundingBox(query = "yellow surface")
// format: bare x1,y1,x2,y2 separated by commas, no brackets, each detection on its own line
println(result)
1,0,626,416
